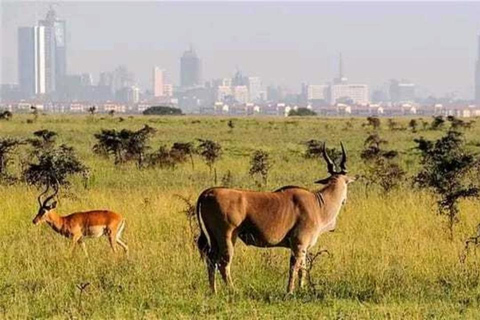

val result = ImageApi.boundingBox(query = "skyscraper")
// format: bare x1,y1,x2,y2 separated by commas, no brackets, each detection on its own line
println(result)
476,34,480,104
17,7,66,98
180,47,202,88
39,7,67,95
18,26,46,97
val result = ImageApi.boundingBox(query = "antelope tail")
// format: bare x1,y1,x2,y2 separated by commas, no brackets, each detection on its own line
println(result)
196,200,211,260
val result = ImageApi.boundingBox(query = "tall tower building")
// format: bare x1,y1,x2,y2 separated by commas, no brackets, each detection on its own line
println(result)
17,7,66,98
38,7,67,95
180,46,202,88
334,53,348,84
476,34,480,104
18,26,46,97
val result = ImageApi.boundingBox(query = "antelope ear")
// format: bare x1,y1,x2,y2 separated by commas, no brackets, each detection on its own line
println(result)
315,177,331,185
50,201,58,209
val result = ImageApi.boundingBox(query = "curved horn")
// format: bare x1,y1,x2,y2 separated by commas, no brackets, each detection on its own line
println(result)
322,142,336,174
42,177,59,206
37,182,50,207
339,142,347,173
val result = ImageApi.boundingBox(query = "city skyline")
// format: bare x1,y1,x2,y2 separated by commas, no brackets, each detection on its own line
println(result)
2,1,480,99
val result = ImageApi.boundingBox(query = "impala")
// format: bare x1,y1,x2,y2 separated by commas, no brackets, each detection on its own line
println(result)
196,142,355,294
32,182,128,256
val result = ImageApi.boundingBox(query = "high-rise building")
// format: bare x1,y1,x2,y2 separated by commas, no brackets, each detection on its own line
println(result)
18,26,47,97
153,67,165,97
17,7,66,98
180,47,202,88
475,34,480,104
333,53,348,85
38,7,66,94
329,53,369,105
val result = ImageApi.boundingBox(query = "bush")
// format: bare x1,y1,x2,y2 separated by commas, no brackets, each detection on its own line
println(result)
143,106,183,116
147,145,178,169
93,125,156,167
361,133,405,194
0,110,13,120
304,140,342,163
414,130,479,238
0,138,23,182
24,131,88,188
249,150,273,188
197,139,222,183
364,117,381,130
288,108,317,116
430,116,445,130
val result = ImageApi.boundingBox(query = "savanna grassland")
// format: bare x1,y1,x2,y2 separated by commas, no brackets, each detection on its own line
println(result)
2,114,480,319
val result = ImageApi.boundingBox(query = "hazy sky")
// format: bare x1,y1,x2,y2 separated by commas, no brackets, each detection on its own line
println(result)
2,1,480,98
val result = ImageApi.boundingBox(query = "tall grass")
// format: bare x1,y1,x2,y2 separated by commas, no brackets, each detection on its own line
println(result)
1,115,480,318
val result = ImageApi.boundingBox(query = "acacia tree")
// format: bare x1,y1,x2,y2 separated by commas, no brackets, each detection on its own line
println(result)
430,116,445,130
0,138,23,182
93,125,156,167
23,131,89,191
88,106,97,117
28,130,57,152
30,105,39,122
364,116,381,130
171,142,195,170
249,150,273,188
0,110,13,121
197,139,222,183
361,133,405,194
304,139,342,163
408,119,418,132
414,130,479,239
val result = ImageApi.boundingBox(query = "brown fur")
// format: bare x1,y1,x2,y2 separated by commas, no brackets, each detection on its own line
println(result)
196,174,354,294
33,209,128,256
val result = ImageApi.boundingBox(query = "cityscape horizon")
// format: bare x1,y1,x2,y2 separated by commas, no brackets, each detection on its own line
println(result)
1,1,480,114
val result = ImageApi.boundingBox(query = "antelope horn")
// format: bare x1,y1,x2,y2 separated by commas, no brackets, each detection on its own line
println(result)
339,142,348,173
322,142,336,174
37,182,50,207
43,177,59,206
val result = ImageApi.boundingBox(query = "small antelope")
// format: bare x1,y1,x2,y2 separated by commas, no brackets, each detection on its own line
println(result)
32,182,128,256
196,142,355,294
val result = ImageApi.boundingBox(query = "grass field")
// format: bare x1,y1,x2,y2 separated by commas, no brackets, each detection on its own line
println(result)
2,114,480,318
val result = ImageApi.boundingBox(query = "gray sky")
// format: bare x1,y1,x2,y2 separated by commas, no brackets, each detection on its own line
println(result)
2,1,480,98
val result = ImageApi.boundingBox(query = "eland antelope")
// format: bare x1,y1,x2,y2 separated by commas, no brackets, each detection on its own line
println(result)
196,142,355,294
32,181,128,256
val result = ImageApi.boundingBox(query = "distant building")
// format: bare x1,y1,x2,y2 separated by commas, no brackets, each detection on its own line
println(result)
389,80,415,103
306,84,328,101
180,47,202,88
267,86,284,103
476,34,480,104
329,53,369,105
233,85,249,103
330,84,369,105
18,26,40,97
39,7,67,95
216,86,232,102
153,67,165,98
247,76,263,102
163,84,173,97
